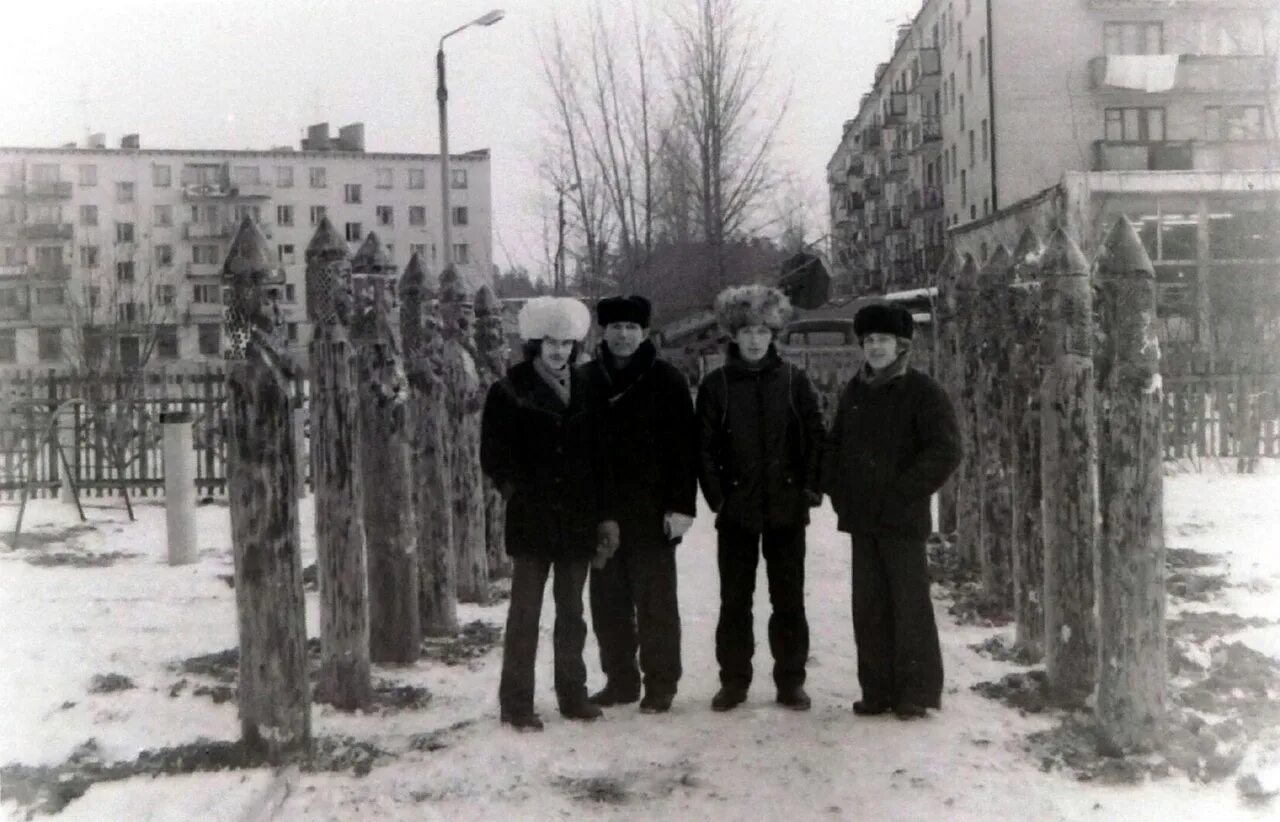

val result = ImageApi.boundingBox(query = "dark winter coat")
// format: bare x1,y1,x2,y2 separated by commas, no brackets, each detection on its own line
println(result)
480,360,615,561
825,364,961,540
579,340,698,548
696,346,825,533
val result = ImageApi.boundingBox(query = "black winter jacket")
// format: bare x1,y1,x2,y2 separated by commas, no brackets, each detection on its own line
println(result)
480,360,615,560
825,366,961,539
696,346,825,533
579,340,698,548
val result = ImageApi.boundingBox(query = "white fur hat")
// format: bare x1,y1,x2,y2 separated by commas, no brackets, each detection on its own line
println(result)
517,296,592,341
714,284,793,335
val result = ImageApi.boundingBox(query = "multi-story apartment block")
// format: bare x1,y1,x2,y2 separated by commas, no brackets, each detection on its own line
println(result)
0,122,493,369
829,0,1278,297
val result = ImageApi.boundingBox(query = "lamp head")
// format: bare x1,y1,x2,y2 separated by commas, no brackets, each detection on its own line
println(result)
474,9,505,26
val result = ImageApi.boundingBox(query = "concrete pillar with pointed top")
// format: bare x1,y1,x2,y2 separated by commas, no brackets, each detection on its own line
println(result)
352,232,421,663
975,245,1014,610
400,252,459,635
440,266,489,604
222,216,311,760
305,216,372,709
1008,228,1045,659
1039,227,1099,705
1094,216,1166,754
473,283,511,580
953,254,982,567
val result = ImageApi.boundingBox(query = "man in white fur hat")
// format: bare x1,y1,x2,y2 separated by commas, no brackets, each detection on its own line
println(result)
695,284,825,713
481,296,621,731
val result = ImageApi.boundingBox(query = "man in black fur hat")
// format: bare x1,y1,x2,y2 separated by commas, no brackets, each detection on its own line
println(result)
825,302,961,720
581,295,698,714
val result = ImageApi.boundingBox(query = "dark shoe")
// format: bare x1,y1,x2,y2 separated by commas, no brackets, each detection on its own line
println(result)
500,711,544,731
589,684,640,707
560,700,604,721
776,686,811,711
711,686,748,712
639,692,674,714
852,700,892,716
894,702,928,720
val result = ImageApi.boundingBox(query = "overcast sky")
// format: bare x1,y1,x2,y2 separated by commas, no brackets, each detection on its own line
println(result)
0,0,919,275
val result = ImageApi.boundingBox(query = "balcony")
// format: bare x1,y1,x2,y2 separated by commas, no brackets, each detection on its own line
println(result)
888,206,908,232
883,93,909,124
908,186,944,212
888,152,909,180
847,156,865,177
1088,54,1271,94
186,262,223,278
182,183,230,200
864,175,883,196
1092,139,1275,172
185,303,225,320
230,182,272,198
23,223,74,241
184,222,233,241
0,302,30,322
910,117,943,153
4,181,73,199
0,264,27,278
30,263,71,279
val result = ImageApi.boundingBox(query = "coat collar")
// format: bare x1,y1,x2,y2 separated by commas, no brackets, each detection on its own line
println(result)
506,360,590,417
592,339,658,397
724,344,783,379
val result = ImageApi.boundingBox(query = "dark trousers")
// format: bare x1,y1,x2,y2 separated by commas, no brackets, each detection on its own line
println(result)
715,523,809,691
498,555,590,714
589,542,682,698
849,535,944,708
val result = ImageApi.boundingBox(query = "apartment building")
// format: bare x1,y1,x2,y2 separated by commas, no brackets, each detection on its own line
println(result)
0,122,493,369
829,0,1278,295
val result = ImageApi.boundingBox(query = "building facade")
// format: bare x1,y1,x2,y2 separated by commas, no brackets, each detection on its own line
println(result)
829,0,1278,294
0,123,493,369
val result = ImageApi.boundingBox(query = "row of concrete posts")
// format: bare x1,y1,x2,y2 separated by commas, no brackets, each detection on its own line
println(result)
217,216,510,760
935,216,1166,755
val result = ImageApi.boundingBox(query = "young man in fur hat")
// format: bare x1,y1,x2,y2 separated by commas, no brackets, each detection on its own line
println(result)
825,302,961,720
580,295,698,715
480,296,621,731
695,284,825,712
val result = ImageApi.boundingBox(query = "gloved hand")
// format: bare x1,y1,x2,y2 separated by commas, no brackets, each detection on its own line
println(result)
805,490,823,508
663,512,694,540
593,520,621,569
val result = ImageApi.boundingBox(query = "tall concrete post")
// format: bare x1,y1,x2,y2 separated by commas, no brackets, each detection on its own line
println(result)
162,410,197,565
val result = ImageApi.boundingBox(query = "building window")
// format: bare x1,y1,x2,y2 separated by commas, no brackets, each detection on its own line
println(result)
1204,106,1264,141
116,261,135,282
408,206,426,226
408,168,426,189
85,286,101,309
981,119,989,160
31,163,60,183
198,323,221,356
450,168,468,189
345,222,362,242
966,52,972,90
969,130,975,167
959,95,965,130
451,206,469,226
0,329,16,363
376,168,393,189
949,73,956,108
193,245,220,264
385,244,394,261
194,284,220,303
310,205,327,227
155,284,176,305
284,283,297,302
278,243,296,264
116,222,135,243
36,286,65,306
983,197,990,216
80,204,98,226
410,243,427,260
155,244,173,267
277,166,294,188
276,204,294,226
232,204,261,225
232,166,261,185
1104,107,1165,141
80,245,99,268
190,204,219,224
77,164,97,186
376,205,394,226
154,204,173,226
1104,22,1163,55
309,167,327,188
960,169,967,204
452,243,470,264
155,325,179,359
38,328,62,362
152,165,171,187
951,145,957,179
116,182,135,203
344,183,362,204
287,322,299,342
979,36,986,76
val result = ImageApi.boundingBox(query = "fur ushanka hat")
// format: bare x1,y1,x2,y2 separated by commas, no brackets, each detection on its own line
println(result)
853,302,914,342
596,295,653,328
713,284,793,336
517,296,592,341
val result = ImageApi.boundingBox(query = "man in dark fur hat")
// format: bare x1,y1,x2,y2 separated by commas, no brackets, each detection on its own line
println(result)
581,295,698,715
825,302,961,720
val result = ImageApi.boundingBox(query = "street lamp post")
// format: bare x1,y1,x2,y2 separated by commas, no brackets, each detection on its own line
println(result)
553,181,579,294
436,9,505,277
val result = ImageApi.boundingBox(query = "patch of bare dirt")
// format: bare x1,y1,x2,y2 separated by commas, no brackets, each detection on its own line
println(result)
87,673,135,694
0,523,97,551
420,620,503,666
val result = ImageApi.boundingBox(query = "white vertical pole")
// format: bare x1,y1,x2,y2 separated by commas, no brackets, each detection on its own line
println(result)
162,410,197,565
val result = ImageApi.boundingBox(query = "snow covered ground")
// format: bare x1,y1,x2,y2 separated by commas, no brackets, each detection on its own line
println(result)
2,467,1279,821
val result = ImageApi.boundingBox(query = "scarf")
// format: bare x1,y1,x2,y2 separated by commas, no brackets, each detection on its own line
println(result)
857,352,911,389
532,356,572,406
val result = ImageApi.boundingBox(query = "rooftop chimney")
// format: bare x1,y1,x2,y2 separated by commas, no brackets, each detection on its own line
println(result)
337,123,365,152
303,122,331,151
120,133,140,150
87,132,106,149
